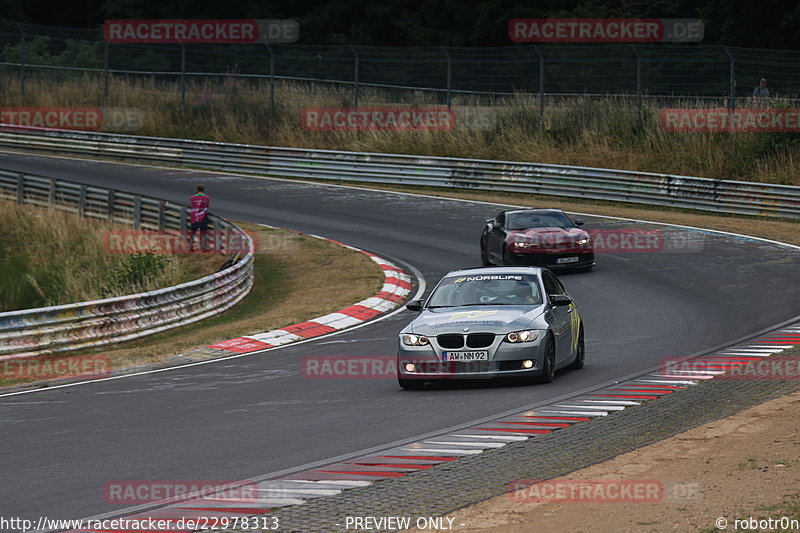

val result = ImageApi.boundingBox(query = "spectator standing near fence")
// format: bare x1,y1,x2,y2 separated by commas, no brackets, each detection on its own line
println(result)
188,184,211,252
752,78,770,106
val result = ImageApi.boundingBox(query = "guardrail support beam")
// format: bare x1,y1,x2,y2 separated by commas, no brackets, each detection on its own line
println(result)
158,200,166,230
16,174,24,204
107,189,115,221
78,185,87,217
133,195,142,229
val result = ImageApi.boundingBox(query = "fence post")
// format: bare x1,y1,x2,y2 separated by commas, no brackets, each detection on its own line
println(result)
107,189,115,221
534,46,544,124
49,179,56,207
179,207,188,232
78,185,87,217
180,43,187,111
158,200,166,231
350,45,360,109
441,46,452,109
103,42,110,107
632,45,642,124
16,174,24,204
133,195,142,229
17,23,25,106
266,43,276,121
723,46,735,112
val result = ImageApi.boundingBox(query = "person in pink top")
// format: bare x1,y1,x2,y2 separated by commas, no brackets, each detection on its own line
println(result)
188,184,211,252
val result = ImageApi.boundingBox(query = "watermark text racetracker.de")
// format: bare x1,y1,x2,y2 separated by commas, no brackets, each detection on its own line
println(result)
509,478,702,503
662,357,800,380
104,480,259,504
302,355,490,379
103,229,297,255
1,107,143,132
0,355,111,381
508,18,703,43
661,108,800,132
103,19,299,44
511,228,704,254
301,107,455,131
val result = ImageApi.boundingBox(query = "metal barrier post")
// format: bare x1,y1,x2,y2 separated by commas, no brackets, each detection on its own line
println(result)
133,195,142,229
158,200,166,230
78,185,87,217
723,46,736,112
16,174,24,204
107,189,115,221
48,179,56,206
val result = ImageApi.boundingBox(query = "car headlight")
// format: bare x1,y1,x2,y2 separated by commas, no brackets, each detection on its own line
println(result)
401,334,430,346
505,330,540,343
512,241,536,249
575,237,590,245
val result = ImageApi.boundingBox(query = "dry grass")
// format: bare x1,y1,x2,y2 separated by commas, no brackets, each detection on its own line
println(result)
0,224,385,387
3,74,800,186
0,199,218,311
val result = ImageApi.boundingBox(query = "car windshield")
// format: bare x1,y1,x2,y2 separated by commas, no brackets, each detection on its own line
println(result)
426,274,543,308
507,211,573,230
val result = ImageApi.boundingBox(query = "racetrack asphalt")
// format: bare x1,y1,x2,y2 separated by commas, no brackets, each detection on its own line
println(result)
1,150,799,522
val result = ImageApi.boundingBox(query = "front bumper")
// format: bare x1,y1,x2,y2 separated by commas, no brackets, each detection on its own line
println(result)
508,250,595,269
397,334,547,380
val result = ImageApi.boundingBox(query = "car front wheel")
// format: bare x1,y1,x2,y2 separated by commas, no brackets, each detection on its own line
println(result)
536,334,556,384
569,327,585,369
480,242,492,266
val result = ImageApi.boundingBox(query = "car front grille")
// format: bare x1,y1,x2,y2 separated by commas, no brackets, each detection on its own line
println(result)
437,334,464,349
437,333,496,349
466,333,496,348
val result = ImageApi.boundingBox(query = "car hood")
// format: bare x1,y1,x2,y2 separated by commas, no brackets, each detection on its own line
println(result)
507,227,589,248
408,305,544,335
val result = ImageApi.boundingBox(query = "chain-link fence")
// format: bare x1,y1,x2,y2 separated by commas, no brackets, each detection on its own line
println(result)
2,21,800,118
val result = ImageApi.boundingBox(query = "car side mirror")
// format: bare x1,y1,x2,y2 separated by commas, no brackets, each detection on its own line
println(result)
574,219,584,226
550,294,573,306
405,299,424,312
486,218,499,229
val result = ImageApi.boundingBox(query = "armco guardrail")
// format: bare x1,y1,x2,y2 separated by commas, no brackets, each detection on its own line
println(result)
0,169,254,359
0,126,799,218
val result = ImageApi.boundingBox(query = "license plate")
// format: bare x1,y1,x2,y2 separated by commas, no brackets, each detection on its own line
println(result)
556,256,579,264
442,351,489,361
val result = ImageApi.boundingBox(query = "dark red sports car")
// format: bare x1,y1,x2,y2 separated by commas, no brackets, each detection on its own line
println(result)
480,209,594,271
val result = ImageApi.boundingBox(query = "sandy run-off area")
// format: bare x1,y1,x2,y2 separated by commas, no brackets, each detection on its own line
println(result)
404,389,800,533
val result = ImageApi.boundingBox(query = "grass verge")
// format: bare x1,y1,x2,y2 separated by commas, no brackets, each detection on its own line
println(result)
0,199,219,311
0,223,385,388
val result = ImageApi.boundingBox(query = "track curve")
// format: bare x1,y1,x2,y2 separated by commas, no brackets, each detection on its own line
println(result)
1,150,799,521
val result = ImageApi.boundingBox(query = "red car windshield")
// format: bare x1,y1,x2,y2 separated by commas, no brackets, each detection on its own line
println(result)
507,211,573,230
